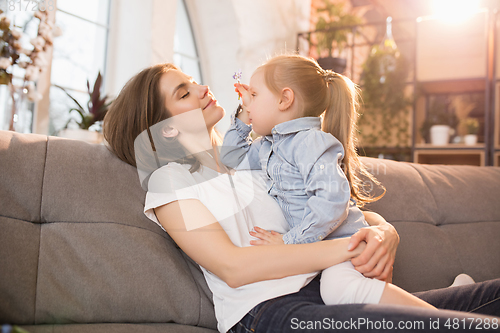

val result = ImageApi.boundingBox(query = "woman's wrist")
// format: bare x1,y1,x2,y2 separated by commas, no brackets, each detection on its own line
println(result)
327,237,364,261
362,211,385,226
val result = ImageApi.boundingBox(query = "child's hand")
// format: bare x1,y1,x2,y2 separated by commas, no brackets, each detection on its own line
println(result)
249,226,284,245
234,83,251,124
234,83,251,108
348,240,367,259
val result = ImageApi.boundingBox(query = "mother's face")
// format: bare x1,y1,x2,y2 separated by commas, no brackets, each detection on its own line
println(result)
159,69,225,131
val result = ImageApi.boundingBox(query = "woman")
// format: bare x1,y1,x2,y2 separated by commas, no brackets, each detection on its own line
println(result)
103,63,499,332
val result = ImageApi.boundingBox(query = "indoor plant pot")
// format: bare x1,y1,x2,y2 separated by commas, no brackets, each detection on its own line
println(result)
316,57,347,73
464,134,478,146
55,72,112,142
430,125,452,145
59,128,103,144
462,117,479,146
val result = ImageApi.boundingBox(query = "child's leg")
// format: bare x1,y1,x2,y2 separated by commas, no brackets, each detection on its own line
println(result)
320,261,385,305
320,261,437,309
380,283,436,309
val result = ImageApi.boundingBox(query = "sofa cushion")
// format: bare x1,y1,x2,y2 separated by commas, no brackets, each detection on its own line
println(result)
0,131,46,223
359,158,439,224
19,323,217,332
0,218,40,324
0,131,217,329
410,163,500,224
0,132,47,324
362,158,500,292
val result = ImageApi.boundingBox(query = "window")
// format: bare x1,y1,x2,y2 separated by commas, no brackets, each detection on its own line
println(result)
173,0,202,84
49,0,110,134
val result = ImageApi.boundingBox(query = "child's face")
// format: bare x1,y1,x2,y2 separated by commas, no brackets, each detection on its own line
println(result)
247,69,282,136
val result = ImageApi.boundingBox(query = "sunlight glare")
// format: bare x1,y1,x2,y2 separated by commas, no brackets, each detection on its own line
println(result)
432,0,481,23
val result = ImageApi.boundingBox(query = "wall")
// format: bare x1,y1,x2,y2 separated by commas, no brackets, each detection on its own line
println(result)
105,0,177,97
104,0,311,132
196,0,312,132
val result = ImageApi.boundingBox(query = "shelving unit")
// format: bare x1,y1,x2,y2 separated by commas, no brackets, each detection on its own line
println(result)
414,146,486,166
412,9,493,166
495,72,500,166
297,8,500,166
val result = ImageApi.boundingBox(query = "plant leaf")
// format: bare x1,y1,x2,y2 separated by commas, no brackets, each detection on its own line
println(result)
89,72,104,116
54,85,86,113
91,73,102,110
69,107,86,121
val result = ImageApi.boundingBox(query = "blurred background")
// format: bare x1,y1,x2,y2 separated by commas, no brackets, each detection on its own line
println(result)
1,0,500,166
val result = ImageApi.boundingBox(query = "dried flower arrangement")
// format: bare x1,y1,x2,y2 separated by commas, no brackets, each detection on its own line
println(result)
0,9,62,131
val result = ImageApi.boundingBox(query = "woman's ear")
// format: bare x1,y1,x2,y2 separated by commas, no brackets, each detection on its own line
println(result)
162,126,179,138
278,88,294,111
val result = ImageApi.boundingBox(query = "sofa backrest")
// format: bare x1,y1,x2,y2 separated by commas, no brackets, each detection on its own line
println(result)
0,131,217,328
361,157,500,292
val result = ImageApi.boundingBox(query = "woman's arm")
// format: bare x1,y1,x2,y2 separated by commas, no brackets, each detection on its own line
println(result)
348,211,399,281
154,199,365,288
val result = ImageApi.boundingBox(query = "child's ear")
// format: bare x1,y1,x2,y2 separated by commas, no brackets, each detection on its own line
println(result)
278,88,294,111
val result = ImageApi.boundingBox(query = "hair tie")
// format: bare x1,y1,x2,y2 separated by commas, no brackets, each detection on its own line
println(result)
322,70,340,83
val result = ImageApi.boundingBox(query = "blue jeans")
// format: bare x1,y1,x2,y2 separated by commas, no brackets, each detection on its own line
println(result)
228,276,500,332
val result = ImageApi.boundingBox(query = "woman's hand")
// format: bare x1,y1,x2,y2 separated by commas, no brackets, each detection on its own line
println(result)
249,226,284,245
348,211,399,282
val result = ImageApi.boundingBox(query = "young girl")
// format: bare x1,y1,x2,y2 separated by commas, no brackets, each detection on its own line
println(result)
221,54,434,308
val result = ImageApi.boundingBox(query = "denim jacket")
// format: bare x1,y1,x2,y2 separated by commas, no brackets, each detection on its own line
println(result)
221,115,366,244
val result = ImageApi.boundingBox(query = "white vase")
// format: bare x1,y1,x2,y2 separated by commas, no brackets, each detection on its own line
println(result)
430,125,452,145
464,134,478,146
59,128,103,144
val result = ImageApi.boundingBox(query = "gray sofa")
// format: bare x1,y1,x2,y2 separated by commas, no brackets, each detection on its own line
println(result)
1,130,499,333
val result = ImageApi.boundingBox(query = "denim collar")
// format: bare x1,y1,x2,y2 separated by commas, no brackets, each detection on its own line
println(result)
269,117,321,137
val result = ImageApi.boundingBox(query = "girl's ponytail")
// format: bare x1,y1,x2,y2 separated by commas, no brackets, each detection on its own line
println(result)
322,71,385,206
259,55,385,206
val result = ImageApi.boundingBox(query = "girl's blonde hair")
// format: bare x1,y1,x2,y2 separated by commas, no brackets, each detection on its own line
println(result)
258,54,385,206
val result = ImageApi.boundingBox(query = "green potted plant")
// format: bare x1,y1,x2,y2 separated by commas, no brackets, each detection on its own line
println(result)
56,72,112,143
358,37,411,156
463,117,479,146
312,1,361,73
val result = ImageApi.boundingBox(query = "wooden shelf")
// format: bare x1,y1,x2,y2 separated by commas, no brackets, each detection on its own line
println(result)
418,79,486,95
414,149,485,166
415,143,485,149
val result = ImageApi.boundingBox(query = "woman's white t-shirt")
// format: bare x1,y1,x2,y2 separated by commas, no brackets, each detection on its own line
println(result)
144,162,318,332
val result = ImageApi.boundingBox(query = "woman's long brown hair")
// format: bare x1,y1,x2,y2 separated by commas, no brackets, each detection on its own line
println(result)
103,63,178,167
